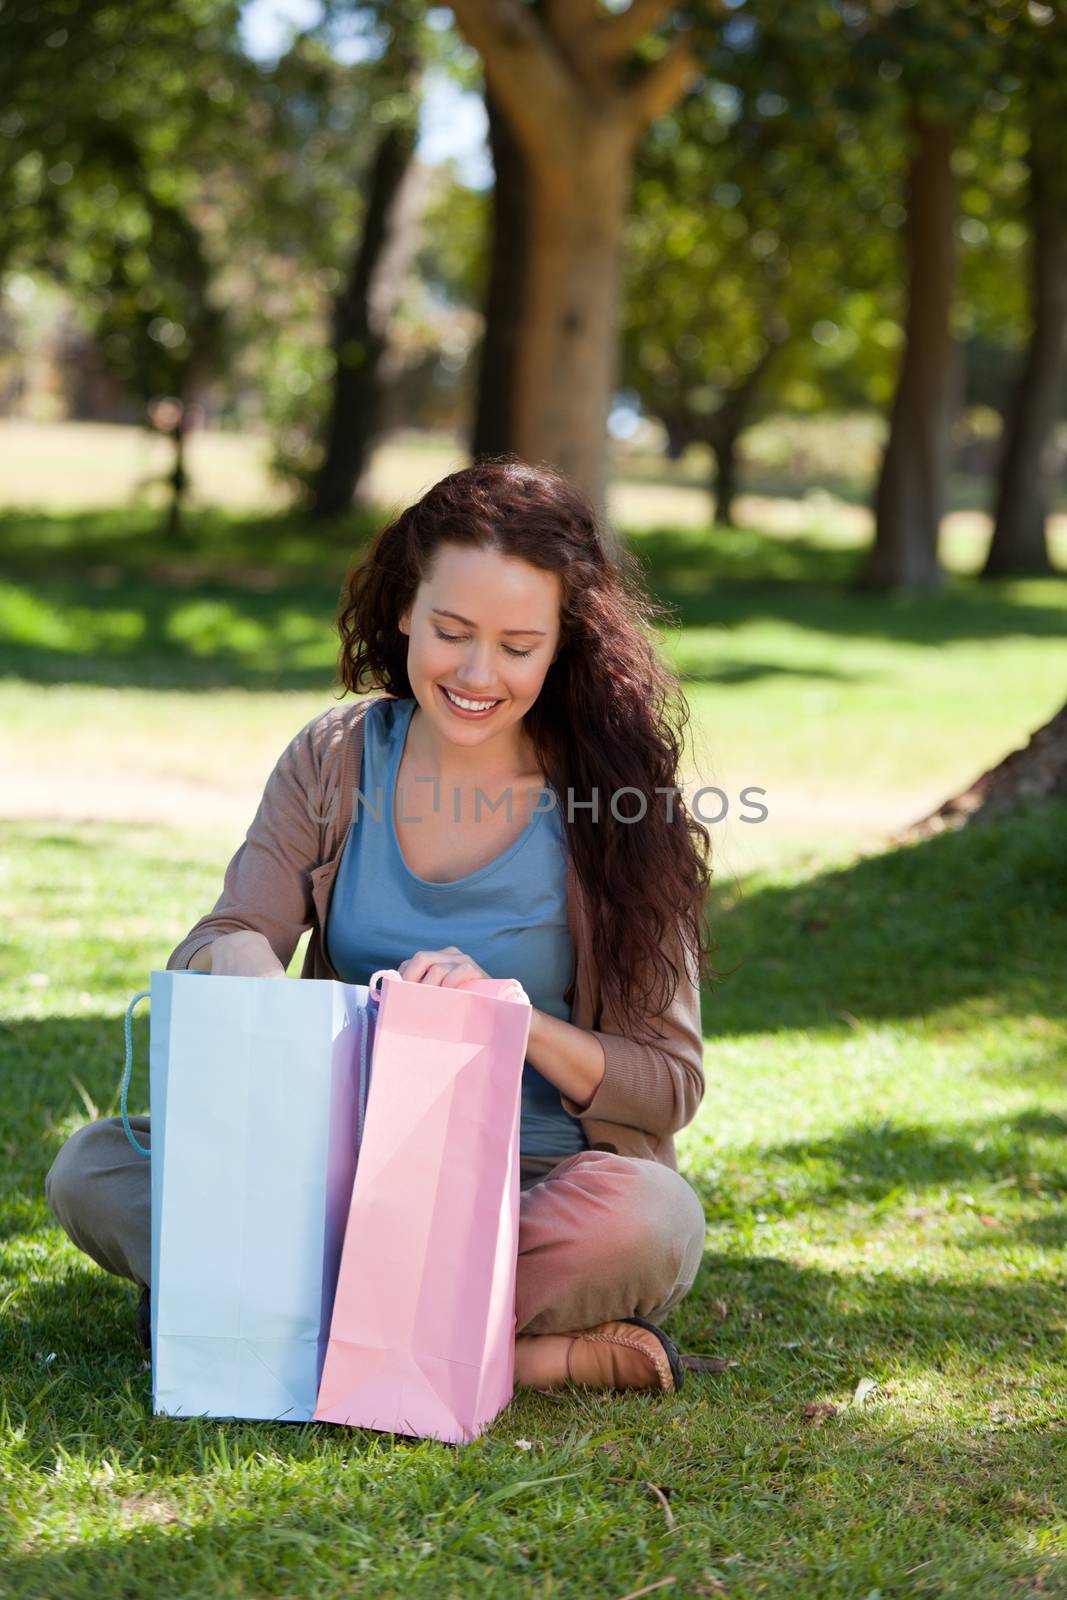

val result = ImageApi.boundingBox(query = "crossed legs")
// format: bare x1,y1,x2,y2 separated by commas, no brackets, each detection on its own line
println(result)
45,1121,706,1378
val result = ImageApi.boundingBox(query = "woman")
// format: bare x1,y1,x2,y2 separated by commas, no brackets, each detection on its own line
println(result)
47,461,713,1395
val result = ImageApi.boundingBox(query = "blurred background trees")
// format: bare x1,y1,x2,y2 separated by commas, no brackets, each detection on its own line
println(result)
0,0,1064,586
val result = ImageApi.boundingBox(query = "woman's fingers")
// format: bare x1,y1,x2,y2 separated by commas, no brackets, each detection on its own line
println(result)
398,949,436,982
440,963,485,988
398,948,488,986
420,962,452,987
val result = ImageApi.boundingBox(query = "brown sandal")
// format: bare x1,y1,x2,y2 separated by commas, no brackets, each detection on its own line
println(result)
563,1317,684,1392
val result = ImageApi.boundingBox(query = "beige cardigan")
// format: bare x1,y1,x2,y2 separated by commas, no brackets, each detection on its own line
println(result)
167,695,706,1168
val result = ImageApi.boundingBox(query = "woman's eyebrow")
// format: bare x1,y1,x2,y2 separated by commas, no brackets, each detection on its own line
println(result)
431,608,546,637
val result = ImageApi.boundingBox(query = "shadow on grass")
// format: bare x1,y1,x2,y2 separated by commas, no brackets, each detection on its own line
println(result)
671,1249,1067,1368
631,524,1067,645
0,507,381,691
704,802,1067,1038
0,507,378,580
1,1243,1062,1494
688,1110,1067,1223
2,514,1065,695
3,1409,1060,1600
1006,1213,1067,1250
679,658,858,686
0,576,347,692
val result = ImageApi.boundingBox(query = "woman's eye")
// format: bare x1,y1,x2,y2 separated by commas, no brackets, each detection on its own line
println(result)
434,627,532,659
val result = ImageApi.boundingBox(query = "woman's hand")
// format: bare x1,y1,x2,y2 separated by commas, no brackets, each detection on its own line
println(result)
398,946,490,988
204,930,287,978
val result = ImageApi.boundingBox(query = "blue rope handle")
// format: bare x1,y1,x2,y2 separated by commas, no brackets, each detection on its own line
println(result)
121,989,152,1155
356,970,397,1148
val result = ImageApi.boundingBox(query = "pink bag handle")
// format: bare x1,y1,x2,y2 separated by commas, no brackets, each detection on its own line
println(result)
368,968,529,1005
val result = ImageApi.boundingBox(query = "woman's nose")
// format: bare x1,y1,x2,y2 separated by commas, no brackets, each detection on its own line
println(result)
456,644,497,689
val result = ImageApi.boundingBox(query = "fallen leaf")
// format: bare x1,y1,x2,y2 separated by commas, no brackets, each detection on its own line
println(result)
681,1355,736,1374
852,1377,879,1407
979,1215,1003,1228
803,1401,839,1424
120,1494,180,1527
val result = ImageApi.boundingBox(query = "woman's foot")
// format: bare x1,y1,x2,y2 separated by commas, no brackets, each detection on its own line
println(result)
515,1318,683,1393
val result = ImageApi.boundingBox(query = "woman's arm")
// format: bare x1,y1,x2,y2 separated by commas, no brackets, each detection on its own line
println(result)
186,930,287,976
395,938,702,1131
396,946,606,1107
167,712,336,973
559,924,705,1137
525,1009,606,1109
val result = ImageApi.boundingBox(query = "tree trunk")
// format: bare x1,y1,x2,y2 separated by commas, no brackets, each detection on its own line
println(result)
663,414,692,461
710,433,740,528
983,119,1065,579
900,699,1067,838
862,114,957,591
471,88,527,460
512,119,633,512
312,118,419,519
447,0,698,516
165,409,188,541
705,342,776,528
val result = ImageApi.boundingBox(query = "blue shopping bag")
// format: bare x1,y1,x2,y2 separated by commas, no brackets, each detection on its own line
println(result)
123,971,373,1422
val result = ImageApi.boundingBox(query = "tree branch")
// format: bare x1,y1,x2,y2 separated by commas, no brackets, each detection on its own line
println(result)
543,0,607,84
622,37,700,129
447,0,576,139
593,0,676,64
544,0,599,48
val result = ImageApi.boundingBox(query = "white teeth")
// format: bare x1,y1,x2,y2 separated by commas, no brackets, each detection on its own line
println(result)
443,687,499,712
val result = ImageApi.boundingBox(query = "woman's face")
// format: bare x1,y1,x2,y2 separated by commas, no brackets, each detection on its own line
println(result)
399,542,562,757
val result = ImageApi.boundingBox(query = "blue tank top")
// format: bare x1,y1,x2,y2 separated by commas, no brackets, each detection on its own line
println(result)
325,696,587,1158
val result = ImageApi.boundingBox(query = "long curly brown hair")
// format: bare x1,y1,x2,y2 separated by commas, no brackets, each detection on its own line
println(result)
336,460,713,1041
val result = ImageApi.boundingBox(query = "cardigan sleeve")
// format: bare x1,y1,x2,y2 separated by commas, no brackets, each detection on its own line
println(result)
166,713,333,973
560,920,706,1137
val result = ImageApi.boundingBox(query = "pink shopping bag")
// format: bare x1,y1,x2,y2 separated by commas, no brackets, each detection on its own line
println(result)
314,968,531,1444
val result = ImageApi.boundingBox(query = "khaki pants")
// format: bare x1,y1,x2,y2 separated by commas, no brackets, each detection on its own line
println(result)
45,1118,706,1334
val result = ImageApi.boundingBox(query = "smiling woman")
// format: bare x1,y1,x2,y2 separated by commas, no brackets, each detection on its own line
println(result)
46,460,714,1397
400,542,561,742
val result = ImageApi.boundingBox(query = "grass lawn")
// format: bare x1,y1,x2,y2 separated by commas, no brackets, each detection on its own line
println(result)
1,483,1066,1597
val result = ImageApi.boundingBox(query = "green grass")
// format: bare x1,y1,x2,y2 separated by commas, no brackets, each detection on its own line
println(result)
2,509,1064,874
2,503,1066,1596
1,809,1065,1598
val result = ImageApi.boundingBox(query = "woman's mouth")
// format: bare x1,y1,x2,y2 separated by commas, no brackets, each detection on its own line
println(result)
437,684,503,719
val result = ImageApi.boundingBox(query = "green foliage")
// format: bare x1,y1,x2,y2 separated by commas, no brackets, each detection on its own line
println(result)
0,0,246,424
623,69,899,456
0,2,436,487
622,0,1052,504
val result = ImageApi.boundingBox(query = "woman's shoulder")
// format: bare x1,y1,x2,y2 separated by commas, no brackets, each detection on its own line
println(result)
286,693,398,766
